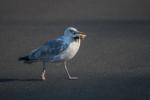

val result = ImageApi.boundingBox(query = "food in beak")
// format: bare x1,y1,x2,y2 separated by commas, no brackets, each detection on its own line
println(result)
79,32,86,40
73,32,86,41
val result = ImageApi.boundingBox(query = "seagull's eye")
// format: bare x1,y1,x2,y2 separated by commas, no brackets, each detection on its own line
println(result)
69,30,74,33
69,30,76,35
73,32,76,35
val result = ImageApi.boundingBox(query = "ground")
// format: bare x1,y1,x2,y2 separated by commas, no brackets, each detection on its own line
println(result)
0,21,150,100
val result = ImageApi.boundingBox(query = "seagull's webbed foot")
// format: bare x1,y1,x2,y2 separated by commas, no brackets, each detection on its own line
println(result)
41,62,46,81
41,74,46,80
64,62,79,80
69,76,78,80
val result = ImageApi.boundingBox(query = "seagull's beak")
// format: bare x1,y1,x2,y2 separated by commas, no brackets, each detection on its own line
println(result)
78,32,87,40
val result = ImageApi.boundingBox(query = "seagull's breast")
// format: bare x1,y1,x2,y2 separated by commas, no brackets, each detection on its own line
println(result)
61,40,81,61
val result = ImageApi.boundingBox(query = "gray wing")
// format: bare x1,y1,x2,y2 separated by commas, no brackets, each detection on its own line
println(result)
29,39,68,61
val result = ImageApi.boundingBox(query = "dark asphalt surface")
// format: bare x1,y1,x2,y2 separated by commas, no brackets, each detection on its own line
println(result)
0,21,150,100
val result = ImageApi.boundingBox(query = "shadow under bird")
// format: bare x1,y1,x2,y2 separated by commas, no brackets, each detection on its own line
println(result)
18,27,87,80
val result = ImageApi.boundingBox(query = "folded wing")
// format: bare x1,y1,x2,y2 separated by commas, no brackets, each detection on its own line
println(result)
19,39,68,63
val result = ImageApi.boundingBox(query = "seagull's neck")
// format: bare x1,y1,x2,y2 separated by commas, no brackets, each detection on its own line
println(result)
62,35,73,44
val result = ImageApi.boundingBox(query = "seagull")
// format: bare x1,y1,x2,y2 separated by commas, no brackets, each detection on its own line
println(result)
18,27,86,80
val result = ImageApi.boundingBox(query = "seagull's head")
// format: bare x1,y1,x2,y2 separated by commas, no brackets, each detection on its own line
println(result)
64,27,86,41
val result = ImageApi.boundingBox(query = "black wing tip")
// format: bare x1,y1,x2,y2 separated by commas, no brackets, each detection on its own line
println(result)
18,56,30,61
18,56,36,64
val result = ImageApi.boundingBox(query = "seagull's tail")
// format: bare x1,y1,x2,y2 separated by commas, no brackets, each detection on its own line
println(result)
18,56,33,64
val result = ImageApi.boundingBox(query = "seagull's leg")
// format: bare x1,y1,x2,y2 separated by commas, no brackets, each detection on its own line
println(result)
41,62,47,80
64,61,78,80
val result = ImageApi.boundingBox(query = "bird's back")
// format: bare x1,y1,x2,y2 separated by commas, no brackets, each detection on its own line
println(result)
19,38,68,63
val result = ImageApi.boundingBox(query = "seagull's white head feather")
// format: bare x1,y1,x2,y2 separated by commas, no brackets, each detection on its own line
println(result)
63,27,86,41
64,27,78,37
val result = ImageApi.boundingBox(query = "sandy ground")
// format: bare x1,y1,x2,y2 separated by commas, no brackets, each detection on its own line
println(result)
0,21,150,100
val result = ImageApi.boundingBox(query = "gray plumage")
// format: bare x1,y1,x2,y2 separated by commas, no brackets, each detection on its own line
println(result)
18,27,86,80
19,38,68,63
